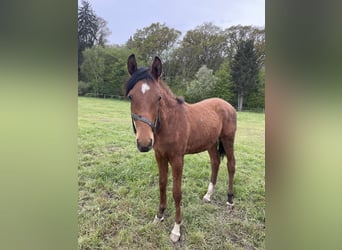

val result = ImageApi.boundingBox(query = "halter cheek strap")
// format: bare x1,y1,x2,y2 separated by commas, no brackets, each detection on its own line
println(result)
131,113,158,133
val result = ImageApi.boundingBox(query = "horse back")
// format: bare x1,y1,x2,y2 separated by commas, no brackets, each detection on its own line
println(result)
188,98,236,126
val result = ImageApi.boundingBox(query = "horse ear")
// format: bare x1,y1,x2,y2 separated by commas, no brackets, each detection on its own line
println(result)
151,56,162,79
127,54,137,75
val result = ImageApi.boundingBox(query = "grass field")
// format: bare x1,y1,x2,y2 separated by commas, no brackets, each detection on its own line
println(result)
78,97,265,249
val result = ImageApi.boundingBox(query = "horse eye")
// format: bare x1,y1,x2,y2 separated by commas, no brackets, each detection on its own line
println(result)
128,95,132,100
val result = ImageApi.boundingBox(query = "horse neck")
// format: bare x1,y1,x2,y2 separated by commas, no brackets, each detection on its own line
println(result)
157,82,184,127
158,81,177,106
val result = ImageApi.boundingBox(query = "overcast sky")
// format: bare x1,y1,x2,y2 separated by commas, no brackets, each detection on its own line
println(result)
79,0,265,45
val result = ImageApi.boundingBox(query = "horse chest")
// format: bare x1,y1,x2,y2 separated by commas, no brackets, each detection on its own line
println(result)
154,127,187,155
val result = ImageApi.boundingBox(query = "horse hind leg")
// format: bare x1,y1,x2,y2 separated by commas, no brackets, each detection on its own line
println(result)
203,143,221,203
221,134,236,209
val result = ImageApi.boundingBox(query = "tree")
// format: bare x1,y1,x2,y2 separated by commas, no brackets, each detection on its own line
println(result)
78,0,110,80
80,46,132,97
78,0,99,80
96,17,111,47
230,39,261,111
186,65,217,103
214,60,234,102
126,23,181,64
100,46,132,96
224,25,265,64
244,66,265,110
80,47,105,96
174,23,226,81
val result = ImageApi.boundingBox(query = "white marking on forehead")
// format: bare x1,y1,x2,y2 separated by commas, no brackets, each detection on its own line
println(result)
141,83,150,94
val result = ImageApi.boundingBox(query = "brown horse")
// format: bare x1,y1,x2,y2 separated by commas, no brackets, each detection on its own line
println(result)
125,54,237,242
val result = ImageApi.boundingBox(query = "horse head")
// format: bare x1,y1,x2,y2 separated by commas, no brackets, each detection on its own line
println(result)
125,54,162,152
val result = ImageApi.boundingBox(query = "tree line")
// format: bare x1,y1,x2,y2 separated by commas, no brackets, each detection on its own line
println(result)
78,0,265,111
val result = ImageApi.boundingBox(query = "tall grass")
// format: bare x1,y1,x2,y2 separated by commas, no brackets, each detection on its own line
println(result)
78,97,265,249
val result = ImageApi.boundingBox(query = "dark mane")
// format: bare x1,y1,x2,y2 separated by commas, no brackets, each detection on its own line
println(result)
125,67,154,97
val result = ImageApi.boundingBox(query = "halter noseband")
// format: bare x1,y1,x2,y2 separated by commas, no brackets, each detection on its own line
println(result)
131,97,161,134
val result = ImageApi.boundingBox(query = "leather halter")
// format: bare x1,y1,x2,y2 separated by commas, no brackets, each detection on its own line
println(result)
131,97,161,134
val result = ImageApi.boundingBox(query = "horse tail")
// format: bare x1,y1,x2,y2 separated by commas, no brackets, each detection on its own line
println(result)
218,139,225,160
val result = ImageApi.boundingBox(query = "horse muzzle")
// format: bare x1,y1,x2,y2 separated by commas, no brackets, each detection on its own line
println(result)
136,138,153,152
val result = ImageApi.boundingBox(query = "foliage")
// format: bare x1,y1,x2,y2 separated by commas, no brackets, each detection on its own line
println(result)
80,46,132,97
244,66,265,111
78,18,265,109
126,22,181,64
78,0,98,51
80,47,105,95
99,46,131,96
78,97,265,249
185,65,217,103
78,0,110,80
214,60,234,102
78,81,93,96
96,17,111,47
173,23,226,81
224,25,265,64
231,39,261,111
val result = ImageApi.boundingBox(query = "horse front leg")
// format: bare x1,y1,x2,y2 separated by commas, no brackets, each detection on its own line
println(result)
153,151,168,223
169,155,184,242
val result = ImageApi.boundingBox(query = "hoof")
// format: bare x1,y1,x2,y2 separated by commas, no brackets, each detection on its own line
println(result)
153,215,164,224
226,201,234,210
202,195,211,203
170,222,181,242
170,232,180,242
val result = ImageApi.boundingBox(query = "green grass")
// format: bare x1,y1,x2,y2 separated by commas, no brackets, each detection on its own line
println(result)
78,97,265,249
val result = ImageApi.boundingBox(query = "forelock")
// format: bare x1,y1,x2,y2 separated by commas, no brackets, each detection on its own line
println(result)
125,67,154,96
